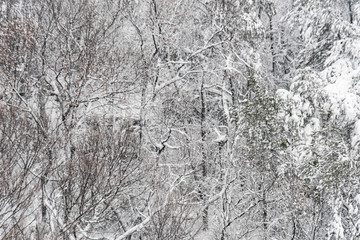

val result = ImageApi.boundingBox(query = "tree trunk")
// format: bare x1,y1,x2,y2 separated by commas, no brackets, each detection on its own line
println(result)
200,78,208,230
268,15,275,73
348,1,353,24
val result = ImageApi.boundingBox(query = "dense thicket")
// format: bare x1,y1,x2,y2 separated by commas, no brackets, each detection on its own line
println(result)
0,0,359,239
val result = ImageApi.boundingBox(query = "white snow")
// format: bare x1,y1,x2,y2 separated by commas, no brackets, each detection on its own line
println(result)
213,127,227,143
1,2,6,13
276,89,290,100
322,38,360,123
355,194,360,205
353,120,360,147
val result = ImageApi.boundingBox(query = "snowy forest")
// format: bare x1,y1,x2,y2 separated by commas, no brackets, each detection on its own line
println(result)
0,0,360,239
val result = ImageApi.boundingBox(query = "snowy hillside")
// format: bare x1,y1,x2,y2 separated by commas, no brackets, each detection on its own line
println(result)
0,0,359,239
